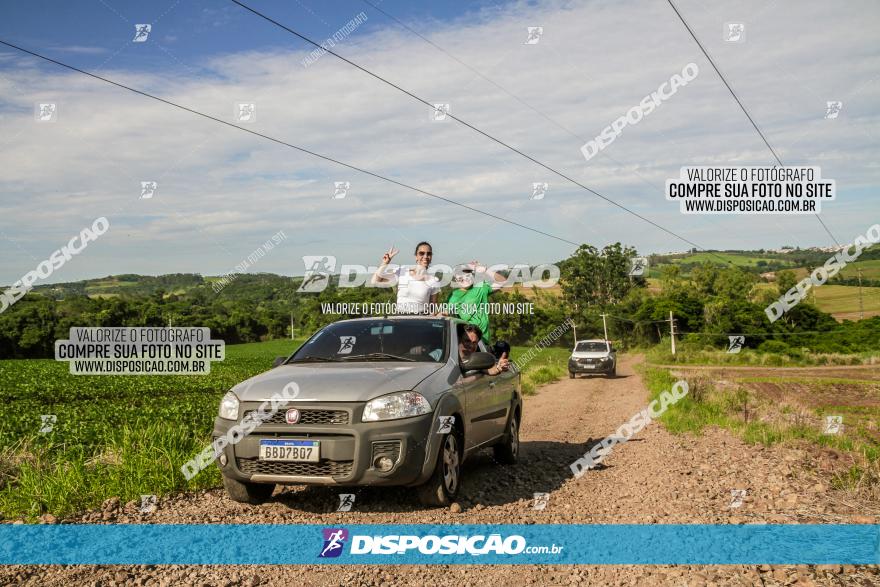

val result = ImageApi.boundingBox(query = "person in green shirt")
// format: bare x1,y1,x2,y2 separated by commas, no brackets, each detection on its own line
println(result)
447,261,506,344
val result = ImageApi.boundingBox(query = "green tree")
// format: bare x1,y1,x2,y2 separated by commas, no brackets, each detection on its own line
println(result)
714,267,757,300
691,262,719,297
775,270,797,296
559,243,639,328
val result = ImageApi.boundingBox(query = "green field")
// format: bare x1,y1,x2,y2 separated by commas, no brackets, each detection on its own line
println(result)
0,338,569,520
669,252,794,268
787,259,880,281
838,259,880,280
812,284,880,317
0,338,306,519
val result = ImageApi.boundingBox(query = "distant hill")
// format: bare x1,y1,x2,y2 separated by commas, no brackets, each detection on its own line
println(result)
645,249,880,321
12,245,880,322
32,273,207,299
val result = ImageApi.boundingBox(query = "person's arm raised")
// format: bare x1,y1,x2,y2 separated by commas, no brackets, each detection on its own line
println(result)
471,260,506,291
371,245,399,284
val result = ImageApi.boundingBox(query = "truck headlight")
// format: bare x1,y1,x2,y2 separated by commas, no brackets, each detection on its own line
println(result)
218,391,240,420
363,391,432,422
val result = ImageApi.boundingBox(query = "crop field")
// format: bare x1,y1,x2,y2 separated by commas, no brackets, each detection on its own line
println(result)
812,284,880,319
0,338,569,520
787,259,880,282
0,338,307,519
0,338,306,448
787,259,879,280
752,282,880,320
644,366,880,496
499,283,562,299
668,252,794,268
838,259,880,280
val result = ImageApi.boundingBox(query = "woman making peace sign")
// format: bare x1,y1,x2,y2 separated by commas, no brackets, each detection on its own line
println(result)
371,242,440,314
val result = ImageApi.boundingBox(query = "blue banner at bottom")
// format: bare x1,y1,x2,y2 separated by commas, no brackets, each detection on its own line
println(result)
0,524,877,565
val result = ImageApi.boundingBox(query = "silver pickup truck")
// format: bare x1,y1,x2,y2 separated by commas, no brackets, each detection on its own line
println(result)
212,316,521,506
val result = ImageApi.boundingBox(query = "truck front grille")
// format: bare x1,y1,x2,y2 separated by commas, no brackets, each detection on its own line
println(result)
237,457,353,478
243,408,350,425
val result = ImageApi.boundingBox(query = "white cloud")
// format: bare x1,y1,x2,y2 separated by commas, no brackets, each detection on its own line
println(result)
47,45,109,55
0,0,878,283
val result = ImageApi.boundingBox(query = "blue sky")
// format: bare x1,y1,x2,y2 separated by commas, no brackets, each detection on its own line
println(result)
0,1,503,81
0,0,878,284
0,1,482,59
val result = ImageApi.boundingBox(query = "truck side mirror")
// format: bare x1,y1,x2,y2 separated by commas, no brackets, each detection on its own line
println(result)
461,351,497,372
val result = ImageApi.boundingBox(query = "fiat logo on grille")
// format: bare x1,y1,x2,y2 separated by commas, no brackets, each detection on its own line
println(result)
285,408,301,424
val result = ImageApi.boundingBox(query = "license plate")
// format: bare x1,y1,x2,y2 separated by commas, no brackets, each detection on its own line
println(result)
258,439,320,462
584,364,596,369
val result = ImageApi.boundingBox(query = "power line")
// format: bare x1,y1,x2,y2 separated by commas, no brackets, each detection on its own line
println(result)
0,38,581,248
358,0,588,146
363,0,756,269
664,0,841,248
228,0,724,258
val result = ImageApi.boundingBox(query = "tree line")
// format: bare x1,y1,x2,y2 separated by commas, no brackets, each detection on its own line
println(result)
1,246,878,359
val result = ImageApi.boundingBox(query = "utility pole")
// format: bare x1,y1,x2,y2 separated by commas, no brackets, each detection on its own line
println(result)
290,312,295,340
858,267,865,320
600,313,609,341
669,310,676,356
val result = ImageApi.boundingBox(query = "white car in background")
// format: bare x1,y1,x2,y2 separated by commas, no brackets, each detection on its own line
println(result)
568,339,617,378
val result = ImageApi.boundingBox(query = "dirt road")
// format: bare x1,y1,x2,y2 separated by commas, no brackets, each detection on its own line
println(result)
4,355,878,586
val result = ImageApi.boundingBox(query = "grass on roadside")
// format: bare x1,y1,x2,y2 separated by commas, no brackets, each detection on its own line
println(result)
1,423,220,519
646,345,877,367
641,366,880,498
512,346,571,395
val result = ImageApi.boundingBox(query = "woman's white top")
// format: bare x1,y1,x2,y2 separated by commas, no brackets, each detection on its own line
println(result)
388,265,440,314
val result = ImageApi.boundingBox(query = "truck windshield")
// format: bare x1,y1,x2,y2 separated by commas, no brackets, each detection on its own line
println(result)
575,342,608,353
291,319,448,363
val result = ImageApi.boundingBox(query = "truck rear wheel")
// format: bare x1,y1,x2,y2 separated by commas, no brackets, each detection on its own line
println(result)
493,411,519,465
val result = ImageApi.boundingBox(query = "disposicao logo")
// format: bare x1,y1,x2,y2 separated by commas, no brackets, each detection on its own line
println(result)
319,528,349,558
348,533,527,555
317,529,564,558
